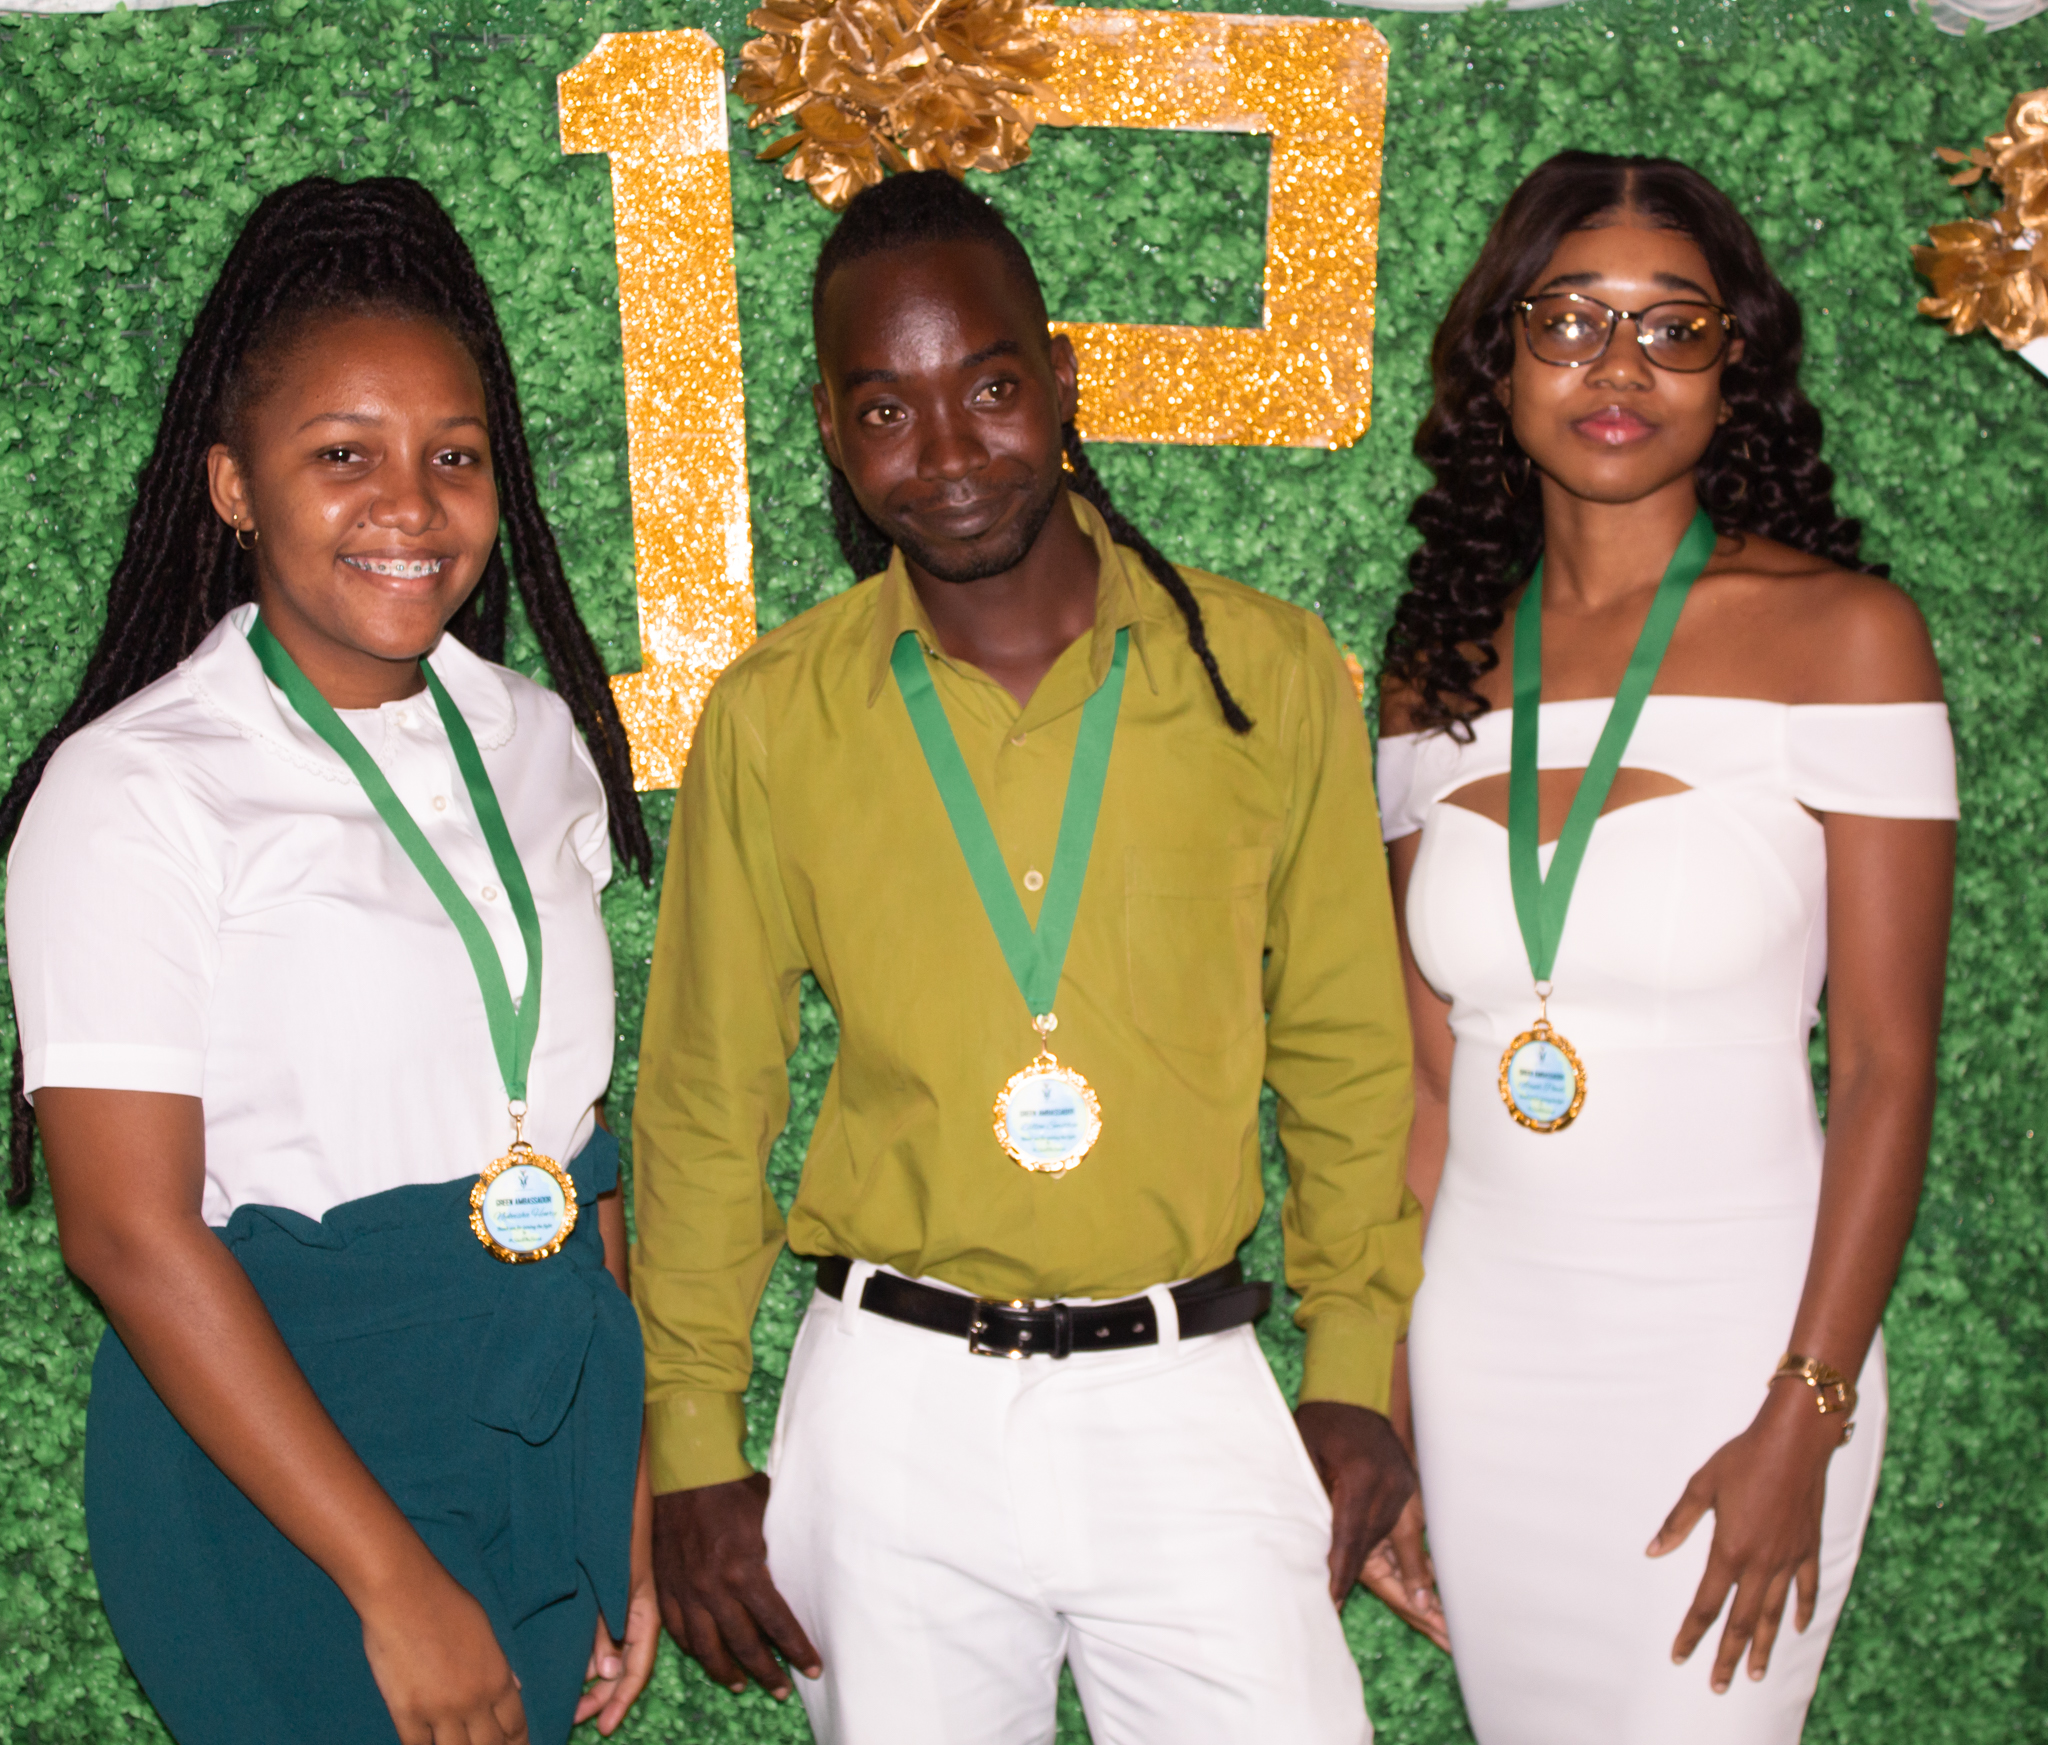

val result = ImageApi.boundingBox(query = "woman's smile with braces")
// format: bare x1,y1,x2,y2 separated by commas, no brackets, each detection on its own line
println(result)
341,555,446,578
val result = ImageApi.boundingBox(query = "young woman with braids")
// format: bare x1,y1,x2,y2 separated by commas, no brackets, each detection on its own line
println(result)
628,170,1420,1741
1367,153,1956,1742
3,177,658,1744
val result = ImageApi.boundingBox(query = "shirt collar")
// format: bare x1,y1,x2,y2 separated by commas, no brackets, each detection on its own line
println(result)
185,602,518,783
862,492,1166,708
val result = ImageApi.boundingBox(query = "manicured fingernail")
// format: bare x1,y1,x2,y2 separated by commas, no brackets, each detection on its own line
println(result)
729,1682,746,1693
1750,1665,1765,1681
803,1664,823,1679
602,1656,621,1677
772,1686,791,1701
1713,1678,1730,1693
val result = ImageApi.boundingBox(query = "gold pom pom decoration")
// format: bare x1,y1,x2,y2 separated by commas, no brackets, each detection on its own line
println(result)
736,0,1056,210
1914,88,2048,350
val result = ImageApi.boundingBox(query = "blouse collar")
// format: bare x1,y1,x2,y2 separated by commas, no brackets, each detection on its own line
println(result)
184,602,518,784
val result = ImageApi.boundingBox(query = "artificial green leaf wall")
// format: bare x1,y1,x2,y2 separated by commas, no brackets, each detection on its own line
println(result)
0,0,2042,1739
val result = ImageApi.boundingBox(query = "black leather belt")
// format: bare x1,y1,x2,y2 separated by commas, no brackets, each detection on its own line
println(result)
812,1255,1270,1359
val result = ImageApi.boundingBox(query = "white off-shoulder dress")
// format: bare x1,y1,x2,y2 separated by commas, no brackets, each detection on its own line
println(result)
1377,697,1957,1745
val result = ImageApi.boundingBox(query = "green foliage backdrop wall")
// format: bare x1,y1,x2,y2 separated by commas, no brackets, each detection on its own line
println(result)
1,0,2043,1738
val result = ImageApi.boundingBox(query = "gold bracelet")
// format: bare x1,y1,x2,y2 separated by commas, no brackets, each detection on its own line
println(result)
1773,1352,1858,1437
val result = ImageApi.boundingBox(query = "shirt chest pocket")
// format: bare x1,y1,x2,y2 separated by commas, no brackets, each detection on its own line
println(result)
1124,846,1270,1055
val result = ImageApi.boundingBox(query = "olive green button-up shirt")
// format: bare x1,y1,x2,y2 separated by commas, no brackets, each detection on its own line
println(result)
632,497,1419,1493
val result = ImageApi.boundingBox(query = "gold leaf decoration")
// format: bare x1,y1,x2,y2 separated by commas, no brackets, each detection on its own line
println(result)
1915,88,2048,349
737,0,1055,210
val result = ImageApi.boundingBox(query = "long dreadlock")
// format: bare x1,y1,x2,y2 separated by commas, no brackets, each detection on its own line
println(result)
813,172,1253,736
0,175,651,1206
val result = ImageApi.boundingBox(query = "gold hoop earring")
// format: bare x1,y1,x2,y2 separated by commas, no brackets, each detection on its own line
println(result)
234,521,258,551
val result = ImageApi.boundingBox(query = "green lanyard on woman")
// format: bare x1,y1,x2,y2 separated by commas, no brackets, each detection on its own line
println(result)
248,615,576,1261
1497,511,1715,1135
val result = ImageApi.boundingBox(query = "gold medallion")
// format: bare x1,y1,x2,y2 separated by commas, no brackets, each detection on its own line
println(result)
1498,1014,1586,1134
992,1014,1102,1177
470,1105,578,1262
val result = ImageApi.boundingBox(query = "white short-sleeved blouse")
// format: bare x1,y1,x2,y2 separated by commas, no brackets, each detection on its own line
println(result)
5,603,616,1226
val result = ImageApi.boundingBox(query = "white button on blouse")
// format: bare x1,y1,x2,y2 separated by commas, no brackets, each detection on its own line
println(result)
5,604,616,1226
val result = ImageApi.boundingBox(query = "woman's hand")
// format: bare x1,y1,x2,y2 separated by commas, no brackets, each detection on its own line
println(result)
576,1576,661,1736
359,1560,528,1745
1360,1488,1451,1651
577,1436,661,1734
38,1089,529,1742
1648,1381,1848,1691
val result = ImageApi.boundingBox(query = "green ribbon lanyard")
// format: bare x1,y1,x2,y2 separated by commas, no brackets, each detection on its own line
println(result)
247,616,544,1111
1508,511,1715,990
890,627,1128,1019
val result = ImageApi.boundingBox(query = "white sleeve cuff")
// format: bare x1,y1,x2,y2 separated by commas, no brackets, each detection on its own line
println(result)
27,1043,206,1101
1786,704,1959,820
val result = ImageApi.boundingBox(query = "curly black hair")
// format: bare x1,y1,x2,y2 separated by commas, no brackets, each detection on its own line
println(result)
1,175,651,1205
812,170,1253,734
1382,151,1874,738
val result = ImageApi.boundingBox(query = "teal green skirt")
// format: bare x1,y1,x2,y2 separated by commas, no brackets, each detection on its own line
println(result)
85,1131,643,1745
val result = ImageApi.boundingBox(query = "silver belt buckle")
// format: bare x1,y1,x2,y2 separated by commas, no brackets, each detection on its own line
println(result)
966,1298,1033,1359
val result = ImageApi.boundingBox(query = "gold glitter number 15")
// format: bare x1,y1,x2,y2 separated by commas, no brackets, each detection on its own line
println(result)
558,14,1388,788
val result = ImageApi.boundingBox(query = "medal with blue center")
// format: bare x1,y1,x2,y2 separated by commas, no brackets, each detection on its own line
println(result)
892,624,1128,1178
469,1099,578,1263
249,616,576,1257
1498,984,1587,1133
993,1013,1103,1176
1501,511,1715,1134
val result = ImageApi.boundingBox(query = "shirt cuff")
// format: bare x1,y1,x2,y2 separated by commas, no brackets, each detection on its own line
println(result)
1297,1309,1400,1418
645,1391,755,1495
26,1042,205,1100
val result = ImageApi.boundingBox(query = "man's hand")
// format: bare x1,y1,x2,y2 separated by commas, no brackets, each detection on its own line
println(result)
1295,1401,1418,1604
650,1476,822,1701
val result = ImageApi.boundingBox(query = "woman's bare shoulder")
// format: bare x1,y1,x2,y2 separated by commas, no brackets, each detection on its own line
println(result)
1710,534,1943,705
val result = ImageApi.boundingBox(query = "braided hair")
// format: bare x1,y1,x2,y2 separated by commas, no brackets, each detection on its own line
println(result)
1383,151,1874,739
1,175,650,1205
812,171,1252,735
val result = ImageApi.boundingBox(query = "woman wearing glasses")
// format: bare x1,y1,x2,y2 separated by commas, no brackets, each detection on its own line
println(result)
1368,153,1956,1742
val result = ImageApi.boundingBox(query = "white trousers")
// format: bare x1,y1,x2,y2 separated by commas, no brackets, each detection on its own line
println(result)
762,1267,1370,1745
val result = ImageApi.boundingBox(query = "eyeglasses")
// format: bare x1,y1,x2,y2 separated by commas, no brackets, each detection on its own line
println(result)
1514,293,1736,373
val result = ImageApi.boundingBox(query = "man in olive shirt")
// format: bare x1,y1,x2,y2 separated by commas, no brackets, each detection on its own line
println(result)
634,172,1420,1741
